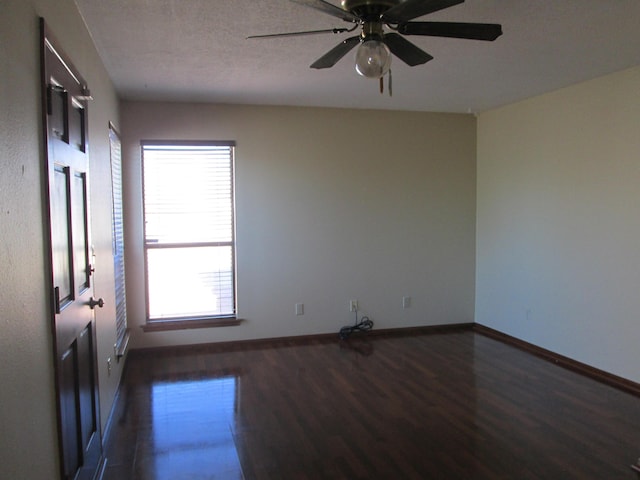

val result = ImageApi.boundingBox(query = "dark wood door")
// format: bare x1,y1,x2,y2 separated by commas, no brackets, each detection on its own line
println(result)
41,20,104,480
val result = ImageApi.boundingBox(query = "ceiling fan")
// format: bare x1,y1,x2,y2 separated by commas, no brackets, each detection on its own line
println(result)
248,0,503,79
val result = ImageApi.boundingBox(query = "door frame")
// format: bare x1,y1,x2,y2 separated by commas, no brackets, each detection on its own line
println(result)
39,18,105,480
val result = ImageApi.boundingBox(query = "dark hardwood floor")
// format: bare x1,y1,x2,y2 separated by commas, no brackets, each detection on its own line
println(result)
103,331,640,479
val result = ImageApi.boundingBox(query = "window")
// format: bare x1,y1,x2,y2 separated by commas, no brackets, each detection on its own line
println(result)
110,123,129,354
141,141,236,325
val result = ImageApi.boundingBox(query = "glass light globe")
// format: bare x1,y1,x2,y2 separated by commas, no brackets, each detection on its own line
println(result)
355,39,391,79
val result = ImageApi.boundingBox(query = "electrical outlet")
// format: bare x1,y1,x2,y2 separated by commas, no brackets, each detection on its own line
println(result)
402,296,411,308
295,303,304,316
349,300,358,312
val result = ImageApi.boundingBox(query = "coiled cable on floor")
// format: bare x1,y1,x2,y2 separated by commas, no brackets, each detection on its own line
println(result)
339,310,373,340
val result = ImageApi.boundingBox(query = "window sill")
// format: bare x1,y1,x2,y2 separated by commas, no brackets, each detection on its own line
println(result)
115,330,130,361
142,317,243,332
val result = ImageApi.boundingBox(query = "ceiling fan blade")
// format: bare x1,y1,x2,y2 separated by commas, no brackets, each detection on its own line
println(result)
247,28,351,39
289,0,359,23
310,36,360,69
399,22,502,41
383,33,433,66
382,0,464,23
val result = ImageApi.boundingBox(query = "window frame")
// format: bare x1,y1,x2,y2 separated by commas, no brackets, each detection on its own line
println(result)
140,140,240,331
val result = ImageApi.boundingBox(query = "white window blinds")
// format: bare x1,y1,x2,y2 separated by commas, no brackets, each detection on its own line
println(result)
142,142,236,320
110,124,129,355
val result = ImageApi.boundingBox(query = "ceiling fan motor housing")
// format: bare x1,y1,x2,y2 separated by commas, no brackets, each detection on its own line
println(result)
341,0,402,21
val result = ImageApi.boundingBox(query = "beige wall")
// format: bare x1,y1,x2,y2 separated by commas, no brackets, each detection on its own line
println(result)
0,0,122,477
476,66,640,383
121,103,478,348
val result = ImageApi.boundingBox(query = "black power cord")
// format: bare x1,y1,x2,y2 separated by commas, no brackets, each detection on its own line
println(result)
339,309,373,340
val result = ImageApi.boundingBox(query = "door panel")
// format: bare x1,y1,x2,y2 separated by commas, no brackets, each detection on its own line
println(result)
41,20,104,480
51,166,73,311
49,83,69,142
59,345,81,478
69,100,86,153
77,326,97,449
72,171,90,293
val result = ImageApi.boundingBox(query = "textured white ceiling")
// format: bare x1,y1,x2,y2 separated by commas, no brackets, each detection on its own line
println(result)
74,0,640,113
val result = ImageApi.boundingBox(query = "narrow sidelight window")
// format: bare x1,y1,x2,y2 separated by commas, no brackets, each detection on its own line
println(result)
141,141,236,322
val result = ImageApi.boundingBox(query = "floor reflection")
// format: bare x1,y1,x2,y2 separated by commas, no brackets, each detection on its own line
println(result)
145,376,243,479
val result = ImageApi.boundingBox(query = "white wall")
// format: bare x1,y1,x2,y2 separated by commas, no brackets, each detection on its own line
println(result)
0,0,122,477
121,103,477,348
476,66,640,383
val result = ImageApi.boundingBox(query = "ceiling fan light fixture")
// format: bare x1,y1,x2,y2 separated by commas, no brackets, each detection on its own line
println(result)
355,38,391,79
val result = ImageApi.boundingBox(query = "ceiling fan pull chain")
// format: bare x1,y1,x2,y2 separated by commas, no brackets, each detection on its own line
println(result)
379,76,384,95
388,69,393,97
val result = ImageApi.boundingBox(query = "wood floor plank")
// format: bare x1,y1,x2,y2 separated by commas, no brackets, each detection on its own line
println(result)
103,331,640,479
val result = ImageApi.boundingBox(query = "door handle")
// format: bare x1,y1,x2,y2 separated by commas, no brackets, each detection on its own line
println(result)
88,297,104,309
